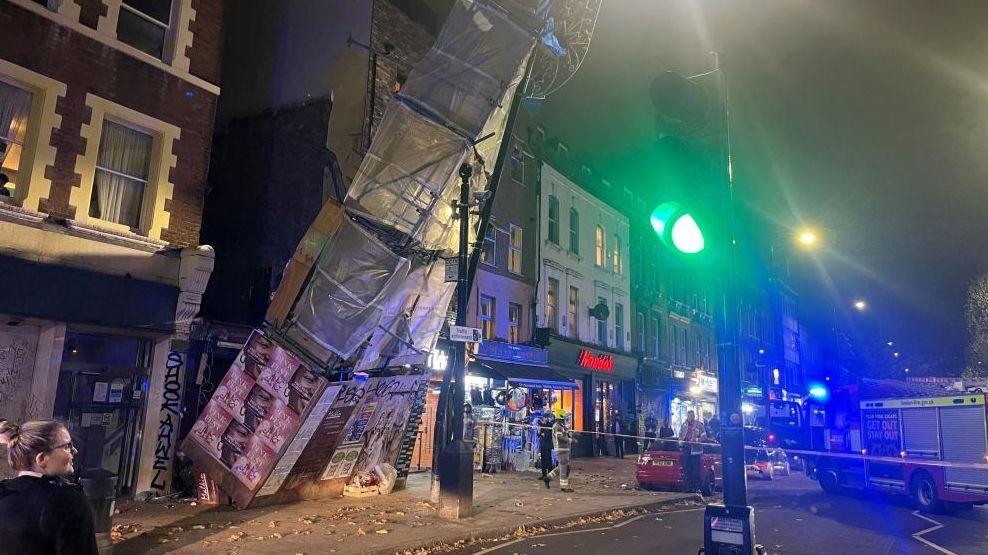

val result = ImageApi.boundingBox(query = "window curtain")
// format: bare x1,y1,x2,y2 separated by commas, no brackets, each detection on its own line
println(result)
91,120,152,228
0,80,33,173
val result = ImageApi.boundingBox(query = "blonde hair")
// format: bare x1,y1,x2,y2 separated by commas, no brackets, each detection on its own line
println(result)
0,420,67,471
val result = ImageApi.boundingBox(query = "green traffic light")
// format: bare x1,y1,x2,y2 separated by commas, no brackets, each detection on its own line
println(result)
671,213,704,253
650,202,705,255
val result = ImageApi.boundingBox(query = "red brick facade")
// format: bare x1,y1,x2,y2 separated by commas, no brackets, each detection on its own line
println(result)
188,0,224,85
0,1,223,247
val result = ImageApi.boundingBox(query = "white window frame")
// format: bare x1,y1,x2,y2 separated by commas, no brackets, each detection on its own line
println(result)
508,302,521,344
615,303,624,350
508,224,523,275
546,278,559,331
596,296,608,347
70,93,179,239
568,286,579,338
547,195,560,244
595,225,606,267
569,208,579,254
0,61,65,212
114,0,175,61
613,233,622,274
479,295,496,340
481,224,497,267
509,147,524,183
90,119,153,229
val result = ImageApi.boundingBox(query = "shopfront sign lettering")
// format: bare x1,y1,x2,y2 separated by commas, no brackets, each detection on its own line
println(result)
151,351,184,491
577,349,614,371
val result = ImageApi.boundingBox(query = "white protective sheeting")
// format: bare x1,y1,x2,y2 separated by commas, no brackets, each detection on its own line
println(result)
344,101,471,249
285,217,410,360
354,259,454,371
345,0,538,254
402,0,534,140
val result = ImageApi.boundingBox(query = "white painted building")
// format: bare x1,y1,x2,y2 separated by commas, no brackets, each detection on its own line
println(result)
537,163,631,352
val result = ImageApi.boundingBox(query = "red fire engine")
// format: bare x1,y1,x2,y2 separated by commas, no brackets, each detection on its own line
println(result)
803,381,988,513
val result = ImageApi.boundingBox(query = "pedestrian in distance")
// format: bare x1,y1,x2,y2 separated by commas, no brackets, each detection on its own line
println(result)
644,413,658,451
0,419,99,555
658,418,676,451
612,416,625,459
546,409,575,492
706,412,721,443
538,412,555,489
678,410,707,494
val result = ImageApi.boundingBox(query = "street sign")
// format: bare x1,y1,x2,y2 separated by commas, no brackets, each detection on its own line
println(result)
449,325,482,343
444,259,458,283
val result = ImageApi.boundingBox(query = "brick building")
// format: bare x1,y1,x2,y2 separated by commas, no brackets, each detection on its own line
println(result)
0,0,224,497
201,0,443,328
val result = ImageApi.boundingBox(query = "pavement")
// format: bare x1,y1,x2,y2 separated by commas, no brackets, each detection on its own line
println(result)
460,472,988,555
110,456,696,555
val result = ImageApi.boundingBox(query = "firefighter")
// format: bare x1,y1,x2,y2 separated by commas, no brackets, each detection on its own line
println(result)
547,409,575,493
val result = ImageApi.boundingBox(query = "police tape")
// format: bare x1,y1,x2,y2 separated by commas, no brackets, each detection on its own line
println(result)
475,419,988,471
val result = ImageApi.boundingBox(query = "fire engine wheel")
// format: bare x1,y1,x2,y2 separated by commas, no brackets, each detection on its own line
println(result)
819,469,841,494
911,473,944,514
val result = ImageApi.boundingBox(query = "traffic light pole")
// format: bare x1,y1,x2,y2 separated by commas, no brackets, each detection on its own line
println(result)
701,52,761,554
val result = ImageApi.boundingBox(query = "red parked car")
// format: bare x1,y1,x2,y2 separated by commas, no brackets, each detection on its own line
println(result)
635,441,723,495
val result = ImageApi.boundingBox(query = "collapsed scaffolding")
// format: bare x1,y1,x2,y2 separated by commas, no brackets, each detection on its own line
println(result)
183,0,545,508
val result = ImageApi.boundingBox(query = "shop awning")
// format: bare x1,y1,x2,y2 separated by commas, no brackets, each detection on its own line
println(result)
468,358,578,390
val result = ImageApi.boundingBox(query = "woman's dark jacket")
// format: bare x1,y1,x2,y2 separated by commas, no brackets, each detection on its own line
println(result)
0,475,99,554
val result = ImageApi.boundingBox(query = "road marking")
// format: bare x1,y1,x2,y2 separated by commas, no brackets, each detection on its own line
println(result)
472,507,706,554
910,510,957,555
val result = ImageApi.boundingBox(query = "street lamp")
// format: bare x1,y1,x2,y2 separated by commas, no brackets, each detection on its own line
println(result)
794,227,820,250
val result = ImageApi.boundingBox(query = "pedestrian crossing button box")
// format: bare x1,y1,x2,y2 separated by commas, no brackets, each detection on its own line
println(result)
701,503,759,555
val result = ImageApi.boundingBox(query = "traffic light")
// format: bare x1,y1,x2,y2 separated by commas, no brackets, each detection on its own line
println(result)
648,199,726,265
649,201,705,255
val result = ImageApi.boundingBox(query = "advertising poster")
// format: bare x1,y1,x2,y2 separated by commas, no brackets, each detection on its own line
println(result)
188,399,234,461
277,381,369,491
256,385,342,497
322,445,363,479
337,375,427,482
862,409,901,458
232,436,279,489
341,401,378,445
183,329,329,506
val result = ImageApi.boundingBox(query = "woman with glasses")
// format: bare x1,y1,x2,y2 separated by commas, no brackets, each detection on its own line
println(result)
0,419,98,554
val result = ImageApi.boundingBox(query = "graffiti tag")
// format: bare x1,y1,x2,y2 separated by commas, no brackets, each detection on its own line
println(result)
151,351,184,491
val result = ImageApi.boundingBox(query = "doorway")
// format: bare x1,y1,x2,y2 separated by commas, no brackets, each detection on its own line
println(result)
53,332,153,496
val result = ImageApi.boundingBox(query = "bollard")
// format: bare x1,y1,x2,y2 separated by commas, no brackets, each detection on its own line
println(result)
79,469,118,554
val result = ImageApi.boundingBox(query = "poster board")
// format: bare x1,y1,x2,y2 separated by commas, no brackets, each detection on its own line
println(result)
181,330,329,507
249,374,428,505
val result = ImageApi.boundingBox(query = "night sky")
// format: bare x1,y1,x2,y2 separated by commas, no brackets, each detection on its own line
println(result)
531,0,988,372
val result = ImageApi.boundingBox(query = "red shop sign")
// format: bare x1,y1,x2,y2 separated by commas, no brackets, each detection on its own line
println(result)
577,349,614,371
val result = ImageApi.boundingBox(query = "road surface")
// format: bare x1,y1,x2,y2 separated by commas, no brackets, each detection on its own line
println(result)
467,474,988,554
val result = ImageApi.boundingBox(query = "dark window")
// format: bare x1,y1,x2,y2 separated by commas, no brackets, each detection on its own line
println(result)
118,0,172,59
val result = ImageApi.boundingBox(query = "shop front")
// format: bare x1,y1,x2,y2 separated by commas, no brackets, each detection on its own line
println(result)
545,339,637,457
665,369,719,436
0,247,214,497
411,339,573,473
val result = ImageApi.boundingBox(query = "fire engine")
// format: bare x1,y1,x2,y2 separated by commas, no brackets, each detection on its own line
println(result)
801,380,988,513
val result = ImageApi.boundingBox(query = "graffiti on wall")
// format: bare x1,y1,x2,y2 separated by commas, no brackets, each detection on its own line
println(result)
150,351,184,491
0,331,39,423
